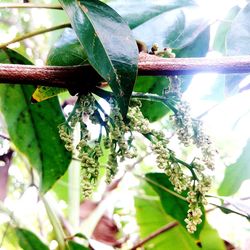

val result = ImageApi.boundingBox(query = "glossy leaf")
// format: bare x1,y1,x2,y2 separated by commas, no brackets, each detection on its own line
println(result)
0,49,71,193
213,5,240,53
145,172,205,239
32,28,89,102
225,4,250,95
59,0,138,118
15,228,49,250
109,0,196,29
218,139,250,196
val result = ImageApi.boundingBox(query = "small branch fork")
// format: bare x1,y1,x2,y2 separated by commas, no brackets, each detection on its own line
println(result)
1,53,250,88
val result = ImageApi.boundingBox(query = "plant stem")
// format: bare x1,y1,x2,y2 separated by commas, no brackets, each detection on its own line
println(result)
130,221,178,250
41,196,66,250
68,124,81,230
0,3,62,9
0,23,71,49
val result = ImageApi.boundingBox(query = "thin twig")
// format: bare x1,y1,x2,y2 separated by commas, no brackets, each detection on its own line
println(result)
0,23,71,49
0,3,62,9
130,221,178,250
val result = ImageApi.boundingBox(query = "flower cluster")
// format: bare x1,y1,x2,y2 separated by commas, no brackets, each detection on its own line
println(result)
58,91,215,233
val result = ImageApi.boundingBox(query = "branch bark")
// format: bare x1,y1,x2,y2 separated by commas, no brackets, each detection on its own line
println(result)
1,53,250,88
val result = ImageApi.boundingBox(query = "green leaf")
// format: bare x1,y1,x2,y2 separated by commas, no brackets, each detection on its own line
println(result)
0,49,71,193
135,197,200,250
133,76,170,122
145,172,205,239
68,241,90,250
132,5,210,49
59,0,138,118
32,28,89,102
225,4,250,95
213,5,240,53
133,8,210,121
110,0,196,29
135,183,225,250
218,139,250,196
15,228,49,250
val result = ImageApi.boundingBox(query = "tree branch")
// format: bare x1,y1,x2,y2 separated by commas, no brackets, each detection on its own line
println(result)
1,53,250,88
130,221,178,250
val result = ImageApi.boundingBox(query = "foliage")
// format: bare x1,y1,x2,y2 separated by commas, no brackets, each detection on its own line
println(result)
0,0,250,250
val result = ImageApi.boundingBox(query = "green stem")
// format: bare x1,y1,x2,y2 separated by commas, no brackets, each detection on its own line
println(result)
171,155,199,181
0,3,62,9
41,196,66,250
68,160,81,230
131,92,178,113
135,174,187,201
0,23,71,49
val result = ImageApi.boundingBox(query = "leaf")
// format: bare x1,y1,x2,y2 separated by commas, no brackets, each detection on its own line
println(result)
135,182,225,250
135,197,200,250
133,76,170,121
59,0,138,118
145,172,205,239
218,139,250,196
109,0,197,29
132,5,210,49
15,228,49,250
225,3,250,95
32,28,89,102
213,5,241,53
68,241,90,250
0,49,71,193
133,8,210,121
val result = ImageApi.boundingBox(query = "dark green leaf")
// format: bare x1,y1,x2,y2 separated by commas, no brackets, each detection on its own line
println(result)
213,5,240,53
218,139,250,196
133,76,170,122
145,172,205,239
109,0,197,29
59,0,138,118
32,28,89,102
47,28,88,67
68,240,90,250
0,49,71,193
15,228,49,250
132,5,210,49
225,3,250,95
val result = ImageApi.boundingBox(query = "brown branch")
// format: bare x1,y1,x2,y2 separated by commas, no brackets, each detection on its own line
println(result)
1,53,250,88
130,221,178,250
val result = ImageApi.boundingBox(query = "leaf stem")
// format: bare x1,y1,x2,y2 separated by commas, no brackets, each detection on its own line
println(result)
0,23,71,49
131,92,177,113
135,174,187,201
130,221,178,250
0,3,62,9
